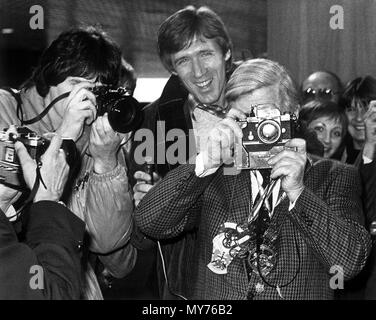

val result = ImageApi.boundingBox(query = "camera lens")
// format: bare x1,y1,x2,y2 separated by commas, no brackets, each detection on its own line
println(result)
107,95,143,133
257,120,281,144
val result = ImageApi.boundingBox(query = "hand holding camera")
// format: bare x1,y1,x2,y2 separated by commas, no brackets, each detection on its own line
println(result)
363,100,376,160
89,113,125,174
15,134,69,202
56,82,97,142
201,117,243,171
268,139,306,203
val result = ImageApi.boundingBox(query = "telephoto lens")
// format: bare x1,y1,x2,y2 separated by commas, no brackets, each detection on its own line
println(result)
106,93,143,133
92,86,143,133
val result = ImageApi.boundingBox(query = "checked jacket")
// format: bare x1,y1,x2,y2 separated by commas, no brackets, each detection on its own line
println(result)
135,158,371,300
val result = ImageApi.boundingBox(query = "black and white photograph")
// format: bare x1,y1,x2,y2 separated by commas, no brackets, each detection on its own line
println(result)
0,0,375,309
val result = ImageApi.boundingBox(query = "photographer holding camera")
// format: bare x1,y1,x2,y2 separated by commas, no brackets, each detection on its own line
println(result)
135,59,371,299
0,27,138,299
0,134,85,299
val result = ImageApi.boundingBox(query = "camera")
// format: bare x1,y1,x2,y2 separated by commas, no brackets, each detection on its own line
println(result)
90,86,143,133
0,126,78,190
235,107,296,170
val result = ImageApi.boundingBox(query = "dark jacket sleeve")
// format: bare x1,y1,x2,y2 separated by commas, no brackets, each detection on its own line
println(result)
289,163,371,280
0,201,85,300
135,164,216,239
359,159,376,227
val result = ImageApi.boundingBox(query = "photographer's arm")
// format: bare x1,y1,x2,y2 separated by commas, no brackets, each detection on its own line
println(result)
68,117,135,254
268,139,370,280
0,135,85,299
0,202,85,300
288,164,370,280
69,151,134,254
135,164,215,239
134,118,240,239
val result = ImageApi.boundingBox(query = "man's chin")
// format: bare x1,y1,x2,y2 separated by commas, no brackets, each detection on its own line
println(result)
196,95,219,106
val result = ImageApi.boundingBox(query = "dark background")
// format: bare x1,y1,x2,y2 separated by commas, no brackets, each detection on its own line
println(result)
0,0,267,90
1,0,375,98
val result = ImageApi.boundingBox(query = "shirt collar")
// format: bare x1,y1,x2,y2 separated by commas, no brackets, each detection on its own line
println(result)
187,94,228,118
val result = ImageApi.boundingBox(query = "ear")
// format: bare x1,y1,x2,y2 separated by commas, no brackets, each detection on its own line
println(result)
171,70,178,76
224,50,231,62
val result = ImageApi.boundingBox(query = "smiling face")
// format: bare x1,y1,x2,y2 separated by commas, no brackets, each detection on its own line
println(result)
308,116,344,158
171,36,230,106
345,99,368,148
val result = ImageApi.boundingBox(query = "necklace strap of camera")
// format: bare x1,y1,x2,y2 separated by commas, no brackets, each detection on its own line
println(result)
24,159,47,205
21,92,70,126
6,89,70,126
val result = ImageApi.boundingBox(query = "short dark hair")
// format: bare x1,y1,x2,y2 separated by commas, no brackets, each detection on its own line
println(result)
23,26,122,97
299,99,348,137
342,76,376,108
157,5,233,73
119,58,137,95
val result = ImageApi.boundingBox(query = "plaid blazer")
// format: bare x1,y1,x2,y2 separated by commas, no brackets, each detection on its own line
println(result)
135,158,371,300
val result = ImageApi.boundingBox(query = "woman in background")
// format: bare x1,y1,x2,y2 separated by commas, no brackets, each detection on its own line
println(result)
298,99,347,160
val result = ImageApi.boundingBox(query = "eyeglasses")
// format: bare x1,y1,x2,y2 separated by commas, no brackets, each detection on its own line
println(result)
302,88,339,102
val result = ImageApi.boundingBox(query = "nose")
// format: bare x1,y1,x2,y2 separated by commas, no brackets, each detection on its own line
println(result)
192,57,205,78
322,131,330,146
355,105,365,122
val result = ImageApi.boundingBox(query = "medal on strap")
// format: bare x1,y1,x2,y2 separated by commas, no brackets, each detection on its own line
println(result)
207,176,280,276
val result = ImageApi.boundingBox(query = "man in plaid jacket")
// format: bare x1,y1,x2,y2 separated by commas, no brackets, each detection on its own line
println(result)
135,59,371,300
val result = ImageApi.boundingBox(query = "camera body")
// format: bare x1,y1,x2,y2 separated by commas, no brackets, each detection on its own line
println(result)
90,86,142,133
0,126,79,190
235,108,296,170
0,127,48,189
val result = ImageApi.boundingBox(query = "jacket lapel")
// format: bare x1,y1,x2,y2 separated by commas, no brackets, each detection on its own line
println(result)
222,170,252,225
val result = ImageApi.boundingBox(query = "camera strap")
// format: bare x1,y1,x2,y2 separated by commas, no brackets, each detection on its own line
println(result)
24,160,47,206
21,92,70,126
0,87,69,126
1,87,24,124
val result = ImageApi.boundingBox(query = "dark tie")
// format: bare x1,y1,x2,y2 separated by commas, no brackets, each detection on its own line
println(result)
245,168,274,284
255,168,272,236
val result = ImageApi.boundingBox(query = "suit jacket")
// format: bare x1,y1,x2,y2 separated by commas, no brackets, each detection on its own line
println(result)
0,201,85,299
135,158,371,300
360,158,376,299
129,75,200,299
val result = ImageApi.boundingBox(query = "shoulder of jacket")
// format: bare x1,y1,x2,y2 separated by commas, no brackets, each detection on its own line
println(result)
312,156,357,177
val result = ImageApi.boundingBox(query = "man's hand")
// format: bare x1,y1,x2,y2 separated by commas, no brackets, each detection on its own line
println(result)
56,82,97,142
89,113,126,174
15,134,70,202
133,171,161,207
0,185,21,214
363,101,376,160
268,138,307,203
201,116,243,170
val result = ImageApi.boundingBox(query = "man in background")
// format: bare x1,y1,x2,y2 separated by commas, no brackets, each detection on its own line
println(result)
131,5,235,299
301,70,343,104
